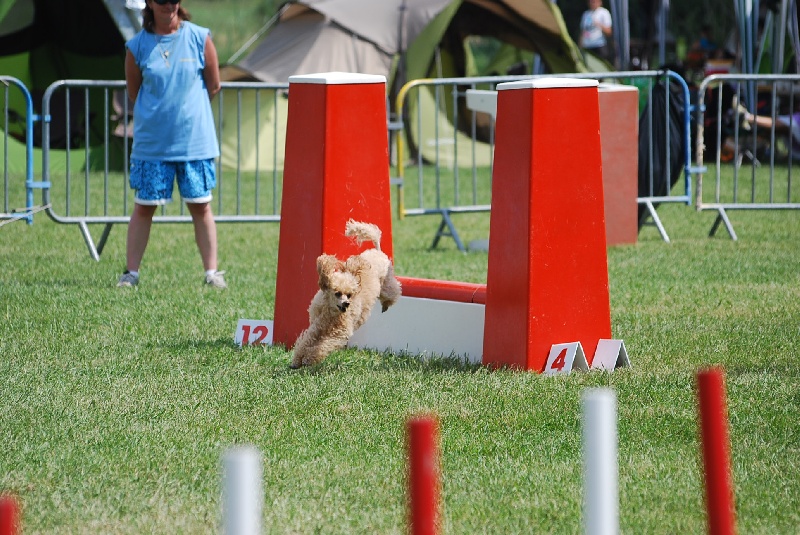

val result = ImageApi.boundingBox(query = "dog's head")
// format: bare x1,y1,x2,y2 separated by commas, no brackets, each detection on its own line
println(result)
317,254,359,312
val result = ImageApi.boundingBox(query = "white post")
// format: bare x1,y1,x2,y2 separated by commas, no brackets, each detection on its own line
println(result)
582,388,618,535
223,446,263,535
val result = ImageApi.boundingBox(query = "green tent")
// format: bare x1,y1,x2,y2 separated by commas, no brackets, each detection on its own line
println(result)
0,0,137,172
219,0,588,171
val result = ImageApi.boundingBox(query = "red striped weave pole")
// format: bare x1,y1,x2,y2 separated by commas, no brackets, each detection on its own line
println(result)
407,415,440,535
0,495,19,535
697,367,737,535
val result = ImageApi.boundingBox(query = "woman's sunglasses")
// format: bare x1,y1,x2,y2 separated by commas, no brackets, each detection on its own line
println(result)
152,0,180,5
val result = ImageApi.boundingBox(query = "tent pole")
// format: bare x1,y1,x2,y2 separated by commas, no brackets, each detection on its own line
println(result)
791,0,800,73
775,0,788,73
394,0,408,112
225,4,289,65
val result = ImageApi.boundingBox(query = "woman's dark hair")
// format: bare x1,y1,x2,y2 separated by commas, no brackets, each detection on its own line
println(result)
142,3,192,33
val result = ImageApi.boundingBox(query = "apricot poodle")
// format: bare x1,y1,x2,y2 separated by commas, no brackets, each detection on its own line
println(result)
290,220,402,368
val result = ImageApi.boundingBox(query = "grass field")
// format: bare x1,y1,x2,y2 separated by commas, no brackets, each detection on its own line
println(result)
1,193,799,533
1,2,798,532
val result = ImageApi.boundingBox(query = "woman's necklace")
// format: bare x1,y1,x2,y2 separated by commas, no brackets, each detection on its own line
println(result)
155,36,173,67
154,25,179,67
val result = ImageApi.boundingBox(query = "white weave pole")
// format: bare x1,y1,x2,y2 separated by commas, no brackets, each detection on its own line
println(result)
222,446,263,535
582,389,618,535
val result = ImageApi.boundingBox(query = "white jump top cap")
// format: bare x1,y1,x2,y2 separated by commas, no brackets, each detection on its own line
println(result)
598,82,639,92
497,77,599,91
288,72,386,85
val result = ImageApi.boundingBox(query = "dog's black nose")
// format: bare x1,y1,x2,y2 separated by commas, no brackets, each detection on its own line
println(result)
339,302,350,311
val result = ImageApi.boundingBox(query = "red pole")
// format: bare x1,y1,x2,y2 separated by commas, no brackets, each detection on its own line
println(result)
407,415,439,535
0,495,19,535
697,367,737,535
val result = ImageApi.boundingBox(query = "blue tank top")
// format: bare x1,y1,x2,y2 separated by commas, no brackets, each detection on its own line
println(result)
126,22,219,161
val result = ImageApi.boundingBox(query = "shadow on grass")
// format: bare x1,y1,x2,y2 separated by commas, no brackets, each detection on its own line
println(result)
283,347,486,376
150,336,490,375
153,337,240,352
154,337,289,363
384,350,485,372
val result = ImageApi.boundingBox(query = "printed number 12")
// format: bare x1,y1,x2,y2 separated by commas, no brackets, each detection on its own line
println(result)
241,325,269,345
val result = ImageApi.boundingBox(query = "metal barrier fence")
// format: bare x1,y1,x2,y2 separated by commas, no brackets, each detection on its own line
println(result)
394,70,694,249
39,79,290,260
4,73,694,257
0,76,49,227
694,74,800,240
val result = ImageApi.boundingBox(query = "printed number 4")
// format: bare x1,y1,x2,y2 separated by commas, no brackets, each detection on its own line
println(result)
242,325,269,345
550,348,567,371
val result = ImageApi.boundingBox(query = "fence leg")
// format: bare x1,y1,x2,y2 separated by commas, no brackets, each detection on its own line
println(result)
78,221,101,261
638,199,671,243
95,223,114,256
708,208,738,241
431,212,465,251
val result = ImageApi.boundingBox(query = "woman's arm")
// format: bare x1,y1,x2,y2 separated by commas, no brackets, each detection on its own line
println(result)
203,34,221,99
124,49,142,104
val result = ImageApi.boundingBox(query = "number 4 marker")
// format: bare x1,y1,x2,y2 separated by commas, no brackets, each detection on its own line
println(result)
234,319,274,347
544,342,589,375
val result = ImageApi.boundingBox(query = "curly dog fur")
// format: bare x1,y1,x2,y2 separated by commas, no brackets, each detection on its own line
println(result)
290,220,402,368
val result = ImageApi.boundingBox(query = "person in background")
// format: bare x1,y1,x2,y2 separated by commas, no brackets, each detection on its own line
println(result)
579,0,613,64
735,99,800,160
692,24,718,57
117,0,226,289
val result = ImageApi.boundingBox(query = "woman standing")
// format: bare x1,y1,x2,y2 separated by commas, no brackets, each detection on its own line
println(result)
118,0,226,289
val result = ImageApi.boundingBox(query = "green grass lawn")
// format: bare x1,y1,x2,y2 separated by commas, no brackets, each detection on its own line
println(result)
1,196,799,533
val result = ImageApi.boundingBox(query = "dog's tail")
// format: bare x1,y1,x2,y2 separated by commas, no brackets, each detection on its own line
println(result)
345,219,382,251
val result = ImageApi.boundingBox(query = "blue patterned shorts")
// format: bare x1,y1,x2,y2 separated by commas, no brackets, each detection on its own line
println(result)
129,159,217,205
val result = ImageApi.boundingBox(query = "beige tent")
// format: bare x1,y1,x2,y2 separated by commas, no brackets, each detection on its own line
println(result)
218,0,587,170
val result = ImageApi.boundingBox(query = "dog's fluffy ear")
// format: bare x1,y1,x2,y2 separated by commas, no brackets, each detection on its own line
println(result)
316,254,344,290
344,255,368,277
344,256,370,289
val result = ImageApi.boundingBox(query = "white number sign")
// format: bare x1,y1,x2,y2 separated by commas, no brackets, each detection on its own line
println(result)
543,342,588,375
234,319,274,347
